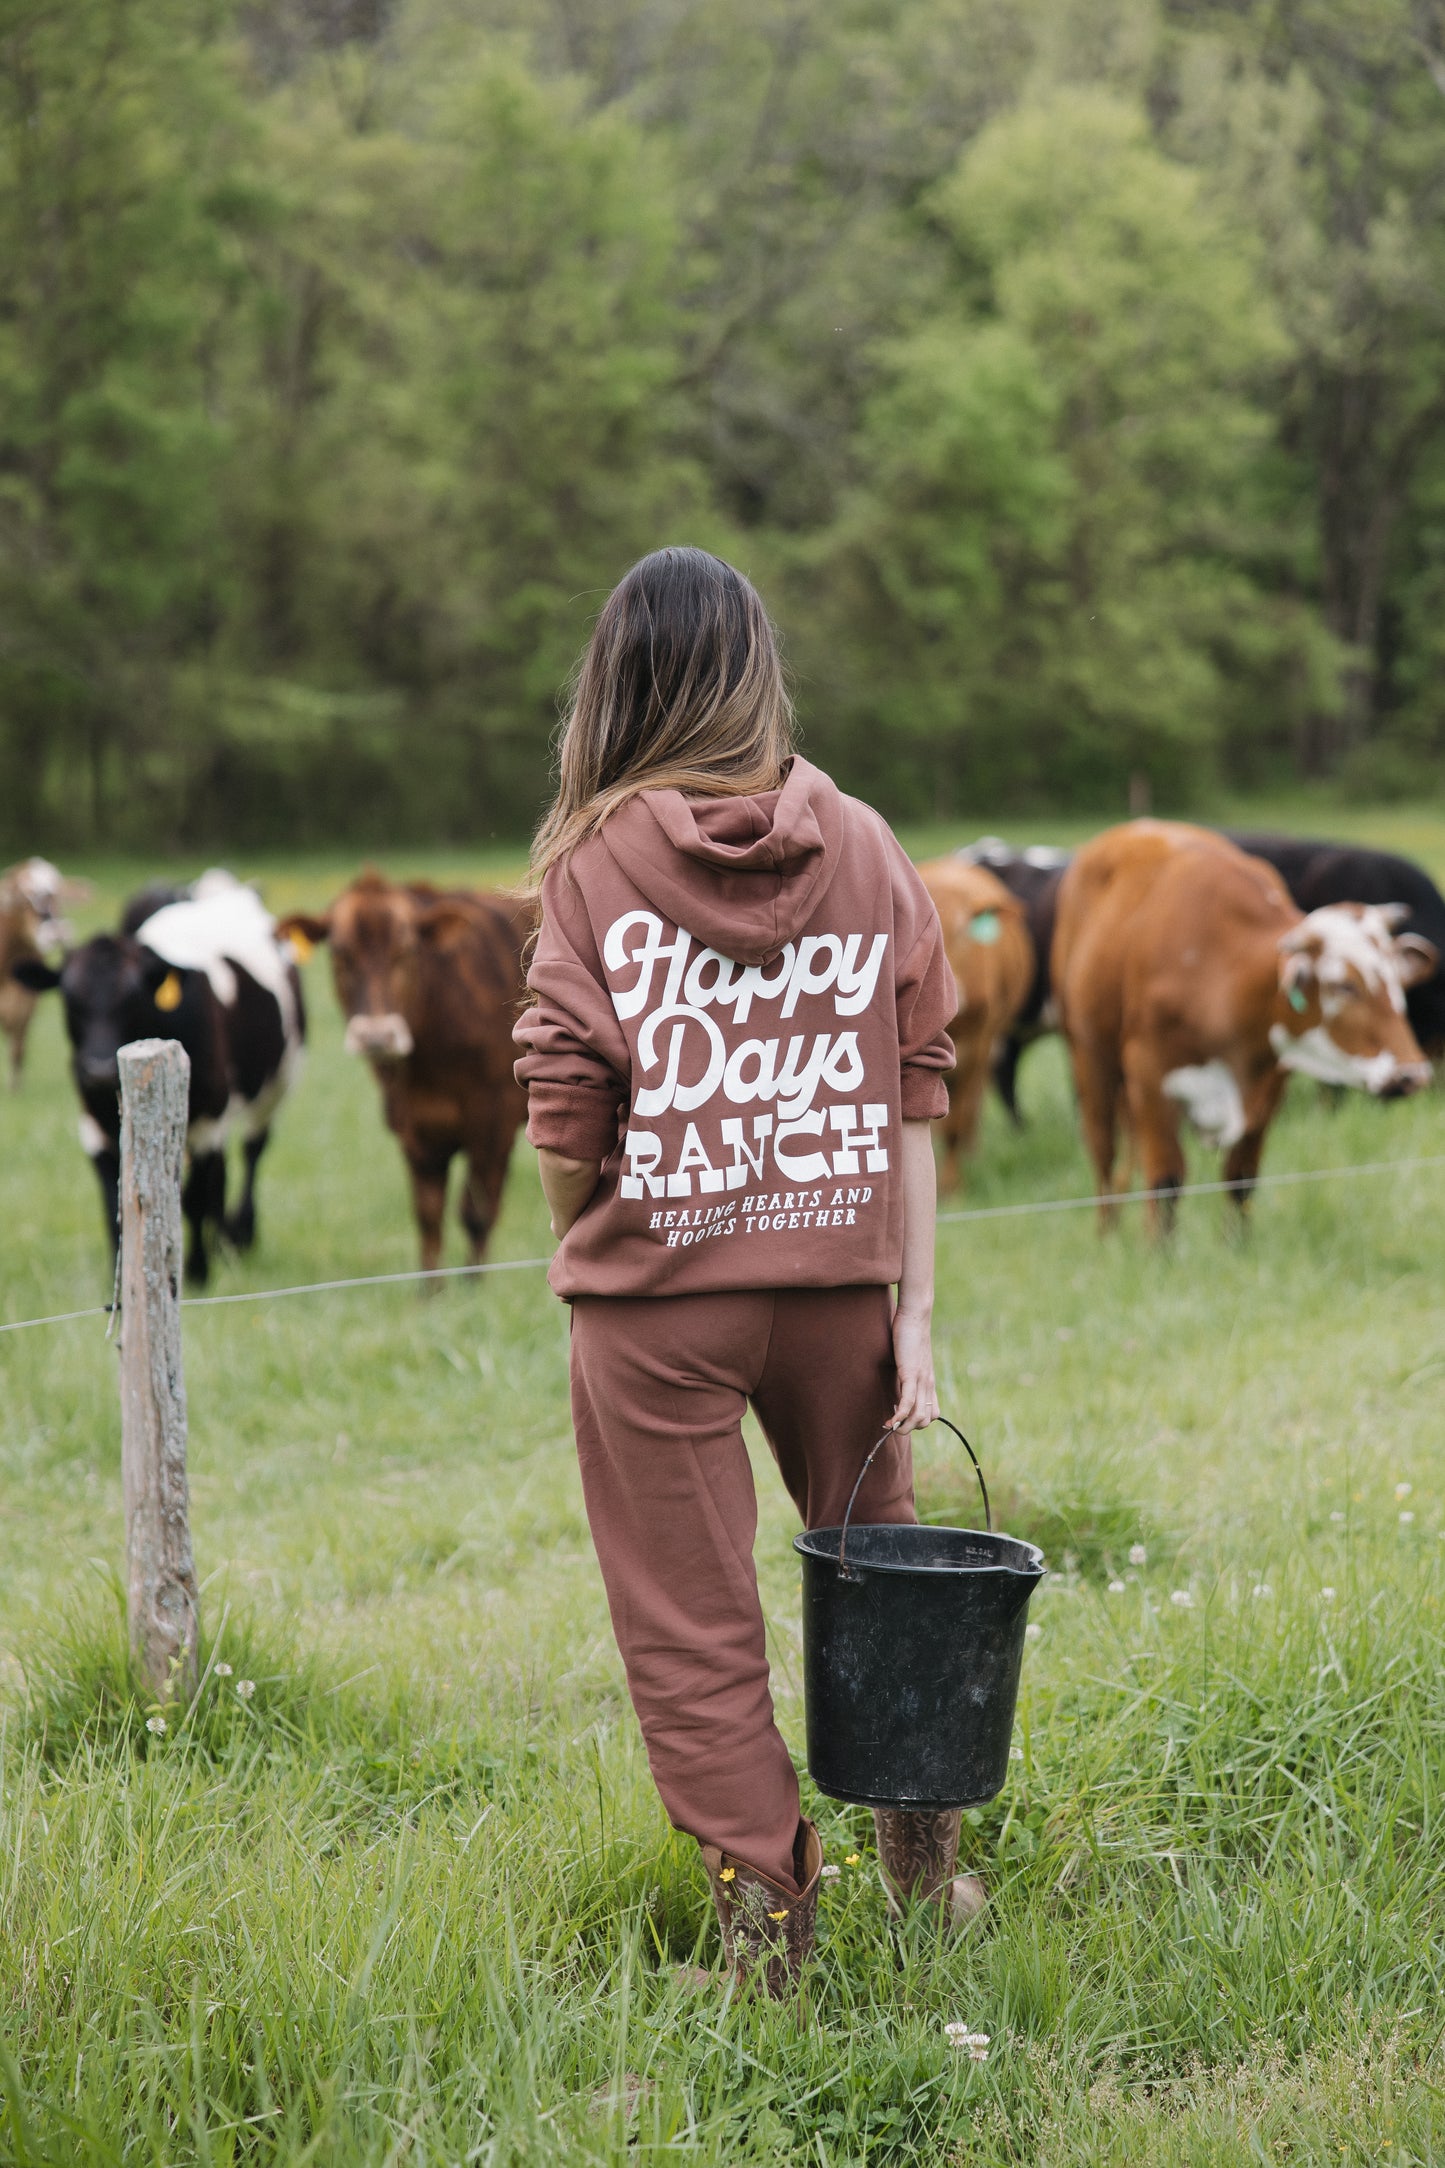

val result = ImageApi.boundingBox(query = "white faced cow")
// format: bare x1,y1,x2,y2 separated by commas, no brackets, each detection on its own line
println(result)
0,858,89,1087
14,873,305,1282
1052,823,1434,1235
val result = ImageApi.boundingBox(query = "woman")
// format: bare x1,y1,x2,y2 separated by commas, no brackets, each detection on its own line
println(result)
514,547,980,1995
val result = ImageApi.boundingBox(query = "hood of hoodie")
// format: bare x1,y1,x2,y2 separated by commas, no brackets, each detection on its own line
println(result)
598,757,845,967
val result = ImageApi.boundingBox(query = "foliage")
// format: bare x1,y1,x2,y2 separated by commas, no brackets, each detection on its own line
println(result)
805,89,1340,814
2,0,1445,848
0,0,252,841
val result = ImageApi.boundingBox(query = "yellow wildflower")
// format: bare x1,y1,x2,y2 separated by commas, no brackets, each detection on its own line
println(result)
718,1866,736,1882
845,1853,860,1866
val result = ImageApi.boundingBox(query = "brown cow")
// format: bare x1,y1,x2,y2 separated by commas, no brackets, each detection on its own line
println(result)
279,871,532,1273
917,857,1034,1189
1053,822,1435,1234
0,859,88,1086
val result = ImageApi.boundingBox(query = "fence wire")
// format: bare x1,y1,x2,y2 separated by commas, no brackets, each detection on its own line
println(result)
3,1148,1443,1340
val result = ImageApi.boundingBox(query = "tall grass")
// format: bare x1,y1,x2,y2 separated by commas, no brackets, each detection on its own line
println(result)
2,823,1444,2161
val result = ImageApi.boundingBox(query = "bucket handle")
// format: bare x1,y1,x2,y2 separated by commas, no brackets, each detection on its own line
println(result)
837,1417,991,1580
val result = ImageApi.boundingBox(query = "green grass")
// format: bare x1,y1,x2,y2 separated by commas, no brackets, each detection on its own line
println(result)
2,807,1444,2163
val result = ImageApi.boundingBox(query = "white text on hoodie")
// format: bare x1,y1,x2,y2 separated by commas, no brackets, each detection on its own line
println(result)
603,912,893,1204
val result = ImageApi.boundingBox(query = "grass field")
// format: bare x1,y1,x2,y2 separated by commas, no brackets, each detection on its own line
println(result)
2,810,1444,2164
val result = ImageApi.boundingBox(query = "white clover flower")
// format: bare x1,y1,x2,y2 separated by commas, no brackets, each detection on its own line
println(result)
1170,1590,1193,1609
1400,1511,1415,1525
1025,1622,1042,1641
1009,1745,1024,1761
1107,1579,1126,1595
1252,1584,1272,1599
1128,1544,1147,1567
820,1864,841,1881
1320,1587,1336,1603
1396,1482,1413,1501
236,1678,257,1700
214,1662,232,1678
145,1715,167,1735
946,2023,991,2061
1329,1511,1344,1524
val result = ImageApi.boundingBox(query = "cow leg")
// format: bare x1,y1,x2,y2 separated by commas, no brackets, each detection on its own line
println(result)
6,1018,26,1089
225,1128,269,1252
1069,1037,1124,1230
1123,1062,1186,1241
93,1148,121,1259
992,1035,1026,1127
936,1084,965,1195
1221,1130,1267,1237
957,1060,990,1156
460,1130,513,1265
1222,1072,1287,1226
182,1150,226,1287
406,1145,452,1279
943,1061,989,1194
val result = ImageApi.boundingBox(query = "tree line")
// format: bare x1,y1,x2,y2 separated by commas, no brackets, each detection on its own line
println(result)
3,0,1444,850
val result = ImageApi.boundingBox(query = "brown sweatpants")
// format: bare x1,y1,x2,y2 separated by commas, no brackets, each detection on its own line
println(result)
569,1285,916,1893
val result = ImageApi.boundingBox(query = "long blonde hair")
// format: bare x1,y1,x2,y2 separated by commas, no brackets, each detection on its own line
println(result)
529,547,795,889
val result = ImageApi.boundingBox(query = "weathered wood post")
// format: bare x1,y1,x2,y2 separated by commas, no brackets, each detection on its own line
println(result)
118,1039,200,1703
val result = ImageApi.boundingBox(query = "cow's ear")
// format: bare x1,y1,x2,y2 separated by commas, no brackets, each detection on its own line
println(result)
137,951,185,1009
11,958,60,993
1395,932,1440,989
1278,926,1320,1010
275,912,331,963
1280,954,1314,1010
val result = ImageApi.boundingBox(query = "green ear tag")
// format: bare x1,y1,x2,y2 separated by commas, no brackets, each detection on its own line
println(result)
1288,984,1308,1013
969,910,1001,945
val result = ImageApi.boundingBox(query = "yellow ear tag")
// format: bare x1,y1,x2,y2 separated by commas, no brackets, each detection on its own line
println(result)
154,972,182,1012
288,930,314,965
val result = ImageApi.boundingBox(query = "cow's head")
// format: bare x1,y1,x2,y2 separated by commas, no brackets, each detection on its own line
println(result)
13,935,191,1116
1273,904,1436,1096
1,857,89,958
278,872,471,1067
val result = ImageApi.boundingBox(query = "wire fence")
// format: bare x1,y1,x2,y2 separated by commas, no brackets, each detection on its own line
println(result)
4,1148,1443,1341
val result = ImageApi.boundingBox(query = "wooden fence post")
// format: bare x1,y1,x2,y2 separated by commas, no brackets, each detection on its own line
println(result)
118,1039,200,1703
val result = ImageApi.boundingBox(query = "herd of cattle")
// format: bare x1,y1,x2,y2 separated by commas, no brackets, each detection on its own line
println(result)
2,821,1441,1281
933,827,1440,1231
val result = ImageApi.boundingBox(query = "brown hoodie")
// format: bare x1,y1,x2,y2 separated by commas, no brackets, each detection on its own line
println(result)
514,757,955,1299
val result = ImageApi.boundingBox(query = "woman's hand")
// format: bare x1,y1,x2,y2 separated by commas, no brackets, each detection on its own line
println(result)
537,1148,602,1238
891,1302,939,1431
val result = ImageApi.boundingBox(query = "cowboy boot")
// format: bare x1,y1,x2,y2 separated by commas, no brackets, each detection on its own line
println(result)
872,1808,987,1931
701,1820,823,1996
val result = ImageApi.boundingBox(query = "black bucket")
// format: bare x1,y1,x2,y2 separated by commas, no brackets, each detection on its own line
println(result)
794,1421,1045,1810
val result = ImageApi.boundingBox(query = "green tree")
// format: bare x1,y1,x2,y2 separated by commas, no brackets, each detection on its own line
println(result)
193,32,698,840
1165,0,1445,775
0,0,255,843
807,88,1336,813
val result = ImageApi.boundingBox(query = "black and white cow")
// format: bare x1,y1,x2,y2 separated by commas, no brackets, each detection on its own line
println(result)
1226,834,1445,1059
954,838,1072,1123
13,875,305,1283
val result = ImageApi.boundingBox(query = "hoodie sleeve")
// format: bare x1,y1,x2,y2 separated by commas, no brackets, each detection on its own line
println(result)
513,862,631,1161
888,838,957,1122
